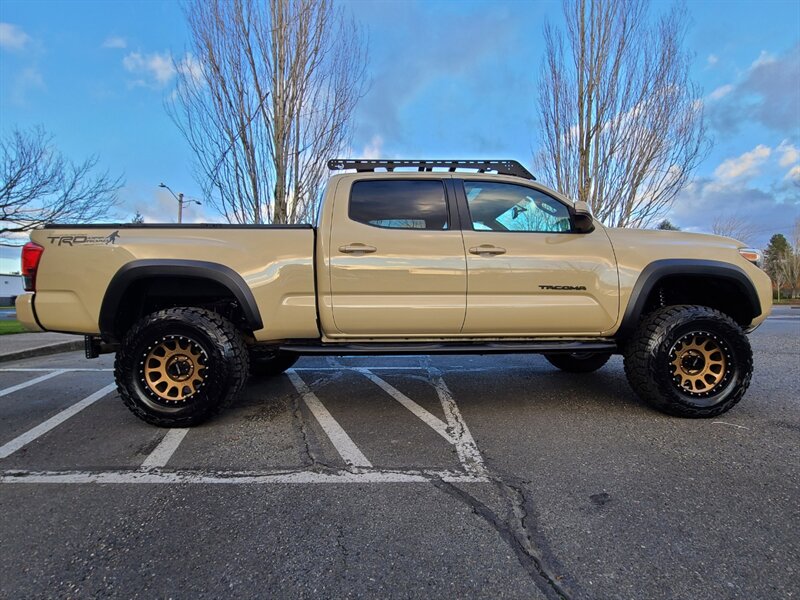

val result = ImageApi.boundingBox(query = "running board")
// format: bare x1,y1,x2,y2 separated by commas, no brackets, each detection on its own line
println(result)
278,340,618,356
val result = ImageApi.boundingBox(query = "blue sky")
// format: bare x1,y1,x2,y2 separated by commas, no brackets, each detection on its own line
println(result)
1,0,799,272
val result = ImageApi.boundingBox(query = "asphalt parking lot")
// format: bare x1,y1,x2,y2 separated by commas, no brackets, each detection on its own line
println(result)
1,307,798,599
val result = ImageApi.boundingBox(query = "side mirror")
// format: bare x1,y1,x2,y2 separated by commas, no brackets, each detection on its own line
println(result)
572,200,595,233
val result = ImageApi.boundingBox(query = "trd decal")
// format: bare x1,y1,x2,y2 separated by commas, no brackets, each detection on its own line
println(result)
47,230,120,246
539,285,587,291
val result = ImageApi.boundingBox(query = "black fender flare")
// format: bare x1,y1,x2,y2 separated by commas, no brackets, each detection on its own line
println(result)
99,259,263,335
616,259,761,339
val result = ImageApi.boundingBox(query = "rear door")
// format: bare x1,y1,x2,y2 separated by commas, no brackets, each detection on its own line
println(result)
328,177,467,336
457,178,618,335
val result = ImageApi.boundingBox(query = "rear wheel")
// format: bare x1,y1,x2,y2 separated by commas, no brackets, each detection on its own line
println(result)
249,347,299,376
115,307,249,427
623,305,752,418
544,352,611,373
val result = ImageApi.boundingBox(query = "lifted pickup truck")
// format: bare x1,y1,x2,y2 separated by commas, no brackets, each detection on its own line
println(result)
16,159,772,426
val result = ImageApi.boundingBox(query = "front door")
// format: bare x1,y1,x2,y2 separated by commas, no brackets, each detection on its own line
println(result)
457,179,618,335
328,177,467,336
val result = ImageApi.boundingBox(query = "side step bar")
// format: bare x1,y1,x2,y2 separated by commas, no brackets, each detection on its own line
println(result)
278,340,618,356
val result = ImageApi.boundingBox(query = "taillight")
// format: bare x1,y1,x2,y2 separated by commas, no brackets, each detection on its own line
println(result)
21,242,44,291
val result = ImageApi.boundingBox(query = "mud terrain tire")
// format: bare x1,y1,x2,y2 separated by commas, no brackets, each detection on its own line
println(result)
623,305,752,418
115,307,249,427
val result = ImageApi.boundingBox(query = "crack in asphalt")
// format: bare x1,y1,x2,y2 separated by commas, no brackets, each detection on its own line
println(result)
289,371,347,472
431,474,573,600
335,525,350,573
289,364,575,598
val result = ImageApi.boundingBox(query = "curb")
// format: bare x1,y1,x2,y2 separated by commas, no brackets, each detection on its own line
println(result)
0,341,84,364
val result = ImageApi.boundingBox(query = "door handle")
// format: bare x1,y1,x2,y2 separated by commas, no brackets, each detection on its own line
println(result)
339,243,377,254
469,245,507,256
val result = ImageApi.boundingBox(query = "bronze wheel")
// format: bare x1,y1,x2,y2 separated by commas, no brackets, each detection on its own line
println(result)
668,332,730,397
623,305,752,418
115,308,248,427
142,335,208,403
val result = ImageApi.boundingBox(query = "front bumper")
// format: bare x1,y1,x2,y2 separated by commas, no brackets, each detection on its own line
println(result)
14,293,43,332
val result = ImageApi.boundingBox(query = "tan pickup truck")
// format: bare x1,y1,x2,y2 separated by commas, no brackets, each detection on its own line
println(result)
16,159,772,426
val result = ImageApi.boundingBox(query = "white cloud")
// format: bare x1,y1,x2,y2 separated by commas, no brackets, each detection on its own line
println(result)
751,50,775,68
123,51,203,90
361,135,383,159
706,54,719,67
177,53,203,86
123,51,176,86
708,44,800,134
0,22,31,51
786,165,800,182
11,67,45,105
713,145,771,181
102,36,127,49
707,84,733,101
777,140,799,167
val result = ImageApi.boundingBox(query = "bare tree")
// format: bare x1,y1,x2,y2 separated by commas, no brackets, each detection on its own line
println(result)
711,213,759,244
1,126,122,244
778,219,800,299
169,0,367,224
534,0,709,228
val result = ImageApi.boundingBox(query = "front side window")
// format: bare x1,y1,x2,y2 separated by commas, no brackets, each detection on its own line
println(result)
349,180,449,230
464,181,572,233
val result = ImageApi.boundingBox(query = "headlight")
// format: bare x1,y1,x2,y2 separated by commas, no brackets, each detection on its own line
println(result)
738,248,762,267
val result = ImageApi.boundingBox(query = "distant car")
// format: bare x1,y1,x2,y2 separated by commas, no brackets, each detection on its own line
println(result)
15,158,772,427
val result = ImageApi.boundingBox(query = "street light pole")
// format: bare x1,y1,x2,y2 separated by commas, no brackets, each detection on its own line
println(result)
158,183,200,223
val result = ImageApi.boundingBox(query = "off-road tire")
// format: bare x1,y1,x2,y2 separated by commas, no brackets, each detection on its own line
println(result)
623,305,752,418
249,348,299,377
115,307,249,427
544,352,611,373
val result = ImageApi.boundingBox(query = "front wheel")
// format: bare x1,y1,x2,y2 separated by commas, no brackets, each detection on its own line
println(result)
544,352,611,373
623,305,753,418
115,307,249,427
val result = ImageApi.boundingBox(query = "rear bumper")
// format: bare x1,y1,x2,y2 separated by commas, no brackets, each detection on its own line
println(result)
14,293,43,332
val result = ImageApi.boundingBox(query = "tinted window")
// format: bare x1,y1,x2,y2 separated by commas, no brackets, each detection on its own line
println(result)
349,180,449,230
464,181,571,233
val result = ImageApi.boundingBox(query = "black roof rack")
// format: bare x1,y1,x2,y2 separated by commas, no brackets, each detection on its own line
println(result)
327,159,535,181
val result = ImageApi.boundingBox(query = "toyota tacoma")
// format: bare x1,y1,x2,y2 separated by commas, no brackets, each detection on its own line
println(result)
15,159,772,426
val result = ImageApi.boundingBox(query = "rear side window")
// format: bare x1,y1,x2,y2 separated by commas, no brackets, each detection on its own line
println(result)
349,180,449,230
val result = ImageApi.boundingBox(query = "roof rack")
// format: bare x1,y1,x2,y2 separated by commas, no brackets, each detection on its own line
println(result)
327,159,536,181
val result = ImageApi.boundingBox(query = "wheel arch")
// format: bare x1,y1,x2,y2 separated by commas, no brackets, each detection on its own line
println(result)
616,259,761,341
100,260,263,340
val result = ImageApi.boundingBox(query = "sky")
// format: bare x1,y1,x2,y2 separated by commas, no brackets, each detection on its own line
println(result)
1,0,799,272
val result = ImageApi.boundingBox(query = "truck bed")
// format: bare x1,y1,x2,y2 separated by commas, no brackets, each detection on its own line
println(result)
28,224,319,342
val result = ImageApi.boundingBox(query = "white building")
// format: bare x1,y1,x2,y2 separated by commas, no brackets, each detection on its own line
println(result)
0,273,23,305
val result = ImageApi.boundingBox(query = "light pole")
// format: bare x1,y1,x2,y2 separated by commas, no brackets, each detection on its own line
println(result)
158,183,201,223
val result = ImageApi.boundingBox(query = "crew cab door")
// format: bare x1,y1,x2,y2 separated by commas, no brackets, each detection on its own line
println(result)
327,177,467,336
456,179,618,335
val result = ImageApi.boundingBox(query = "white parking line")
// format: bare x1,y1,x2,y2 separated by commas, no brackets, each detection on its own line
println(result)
286,370,373,468
0,370,68,397
354,368,453,443
140,428,190,469
427,369,487,477
0,383,116,459
0,468,487,484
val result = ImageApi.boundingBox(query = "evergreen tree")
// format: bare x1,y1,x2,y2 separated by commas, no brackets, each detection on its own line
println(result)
656,219,680,231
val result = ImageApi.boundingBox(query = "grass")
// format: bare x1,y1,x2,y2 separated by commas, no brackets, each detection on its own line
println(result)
0,320,27,335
